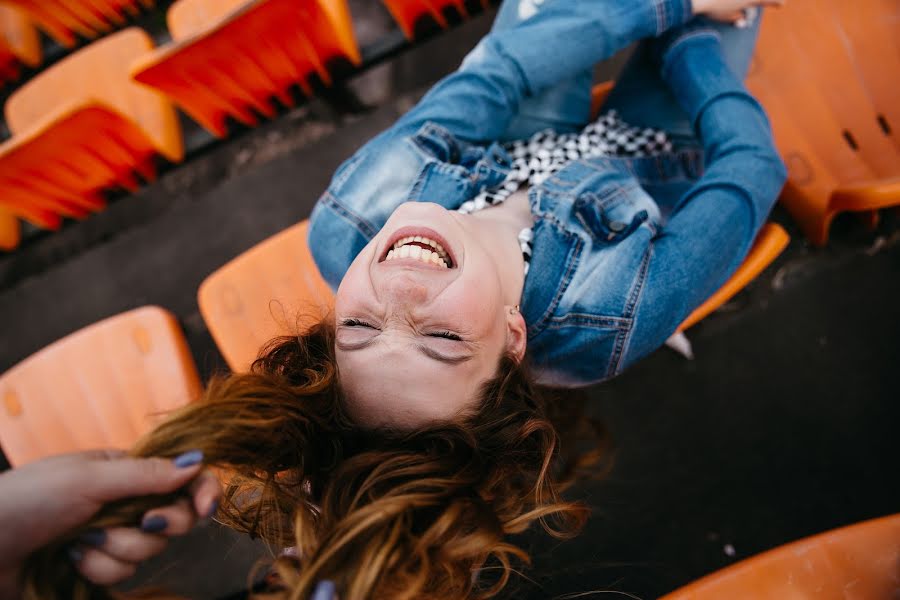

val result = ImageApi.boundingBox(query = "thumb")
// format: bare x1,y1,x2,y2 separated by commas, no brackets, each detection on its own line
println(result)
84,450,205,503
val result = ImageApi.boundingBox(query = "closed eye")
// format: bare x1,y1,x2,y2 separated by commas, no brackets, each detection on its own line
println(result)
429,331,462,341
341,318,377,329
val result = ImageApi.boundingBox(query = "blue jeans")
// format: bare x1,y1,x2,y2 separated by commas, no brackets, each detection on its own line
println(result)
494,0,762,144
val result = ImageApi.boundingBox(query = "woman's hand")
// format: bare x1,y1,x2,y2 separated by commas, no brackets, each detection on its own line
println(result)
692,0,785,25
0,449,221,595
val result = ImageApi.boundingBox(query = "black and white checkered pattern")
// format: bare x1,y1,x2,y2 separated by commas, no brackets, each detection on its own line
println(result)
458,110,672,275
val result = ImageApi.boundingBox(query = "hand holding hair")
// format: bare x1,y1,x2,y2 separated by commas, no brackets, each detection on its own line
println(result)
0,448,220,598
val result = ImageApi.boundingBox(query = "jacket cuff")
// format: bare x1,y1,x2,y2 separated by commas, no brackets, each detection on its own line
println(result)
655,0,694,35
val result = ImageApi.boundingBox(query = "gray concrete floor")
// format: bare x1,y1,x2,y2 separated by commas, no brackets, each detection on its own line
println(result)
0,6,897,599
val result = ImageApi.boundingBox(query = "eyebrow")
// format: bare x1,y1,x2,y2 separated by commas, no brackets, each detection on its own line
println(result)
335,337,473,365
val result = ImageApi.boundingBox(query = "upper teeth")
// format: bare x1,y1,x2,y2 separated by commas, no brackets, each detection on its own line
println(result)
386,236,451,268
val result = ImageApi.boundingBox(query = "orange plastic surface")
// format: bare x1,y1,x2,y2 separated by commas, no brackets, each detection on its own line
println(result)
661,513,900,600
746,0,900,245
198,220,335,372
590,80,615,120
678,223,789,332
0,306,201,467
4,1,155,47
0,209,20,251
0,29,182,229
0,3,40,86
132,0,362,138
382,0,488,39
166,0,249,40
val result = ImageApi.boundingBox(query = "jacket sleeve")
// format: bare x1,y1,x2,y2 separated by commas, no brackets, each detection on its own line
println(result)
621,26,788,369
381,0,694,144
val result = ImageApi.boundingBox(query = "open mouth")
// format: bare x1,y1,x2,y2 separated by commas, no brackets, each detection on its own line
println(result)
380,227,456,268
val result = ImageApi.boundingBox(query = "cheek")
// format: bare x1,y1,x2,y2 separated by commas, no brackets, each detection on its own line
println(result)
445,274,505,336
335,240,379,306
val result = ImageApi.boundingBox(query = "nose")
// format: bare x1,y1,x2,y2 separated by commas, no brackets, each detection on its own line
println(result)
379,272,430,306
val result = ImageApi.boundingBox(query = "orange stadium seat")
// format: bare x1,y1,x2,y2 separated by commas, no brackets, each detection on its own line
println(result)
660,513,900,600
0,306,201,467
746,0,900,245
0,28,183,231
4,0,155,48
0,209,20,251
382,0,497,39
132,0,361,138
198,220,334,372
0,4,41,87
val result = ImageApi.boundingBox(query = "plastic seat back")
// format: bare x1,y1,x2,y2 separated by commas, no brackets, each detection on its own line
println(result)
746,0,900,245
133,0,361,137
660,513,900,600
167,0,250,40
6,0,154,47
382,0,494,39
5,27,182,162
0,209,20,251
198,220,334,372
0,306,201,467
0,3,40,84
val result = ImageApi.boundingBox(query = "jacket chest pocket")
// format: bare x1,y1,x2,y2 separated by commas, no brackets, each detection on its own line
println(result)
574,183,661,243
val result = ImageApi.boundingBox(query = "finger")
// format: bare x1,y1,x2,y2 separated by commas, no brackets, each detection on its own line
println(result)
84,450,206,503
71,546,137,586
186,469,223,519
82,527,167,563
140,497,197,537
72,448,128,461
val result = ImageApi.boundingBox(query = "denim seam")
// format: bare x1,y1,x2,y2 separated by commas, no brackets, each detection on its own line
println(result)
612,243,654,375
525,220,583,340
654,0,665,35
408,122,462,164
546,313,631,330
319,191,378,240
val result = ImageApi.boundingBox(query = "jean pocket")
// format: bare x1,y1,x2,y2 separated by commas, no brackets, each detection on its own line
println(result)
574,187,660,243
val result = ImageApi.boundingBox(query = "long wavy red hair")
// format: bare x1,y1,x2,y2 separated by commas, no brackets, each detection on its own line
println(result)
22,320,609,599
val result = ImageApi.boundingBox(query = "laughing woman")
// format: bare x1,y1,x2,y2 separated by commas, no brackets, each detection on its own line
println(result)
308,0,786,422
25,1,787,599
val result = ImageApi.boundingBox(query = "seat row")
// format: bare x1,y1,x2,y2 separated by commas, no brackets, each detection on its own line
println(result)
0,0,502,251
0,0,897,253
0,0,489,86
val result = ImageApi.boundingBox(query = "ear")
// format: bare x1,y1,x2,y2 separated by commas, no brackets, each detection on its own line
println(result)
504,307,528,363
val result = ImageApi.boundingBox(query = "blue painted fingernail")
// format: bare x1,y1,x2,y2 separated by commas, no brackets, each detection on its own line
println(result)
206,499,219,519
140,515,168,533
68,546,84,562
78,529,106,547
311,580,335,600
173,450,203,468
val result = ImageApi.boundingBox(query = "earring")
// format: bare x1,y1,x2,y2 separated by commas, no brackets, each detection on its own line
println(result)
509,305,520,315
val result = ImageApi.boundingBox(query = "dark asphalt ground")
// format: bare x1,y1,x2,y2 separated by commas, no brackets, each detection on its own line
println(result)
0,7,897,599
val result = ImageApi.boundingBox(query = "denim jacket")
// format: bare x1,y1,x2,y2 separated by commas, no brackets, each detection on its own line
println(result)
308,0,787,387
